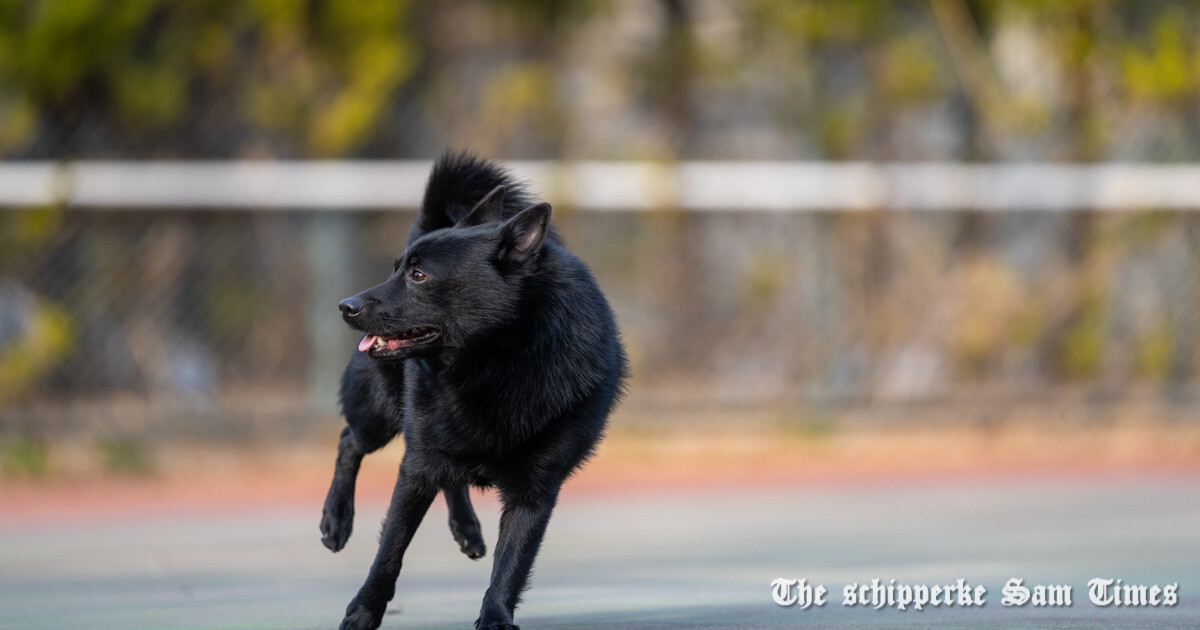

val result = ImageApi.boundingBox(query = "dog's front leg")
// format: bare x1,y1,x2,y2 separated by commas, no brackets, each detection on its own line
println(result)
321,427,365,552
475,491,558,630
341,462,437,630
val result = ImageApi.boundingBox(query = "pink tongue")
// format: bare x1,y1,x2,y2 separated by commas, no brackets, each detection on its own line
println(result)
357,335,377,352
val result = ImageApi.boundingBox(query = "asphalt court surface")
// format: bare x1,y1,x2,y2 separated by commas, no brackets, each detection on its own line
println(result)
2,476,1198,629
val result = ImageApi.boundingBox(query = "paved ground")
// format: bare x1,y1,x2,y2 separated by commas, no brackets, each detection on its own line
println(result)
2,475,1198,629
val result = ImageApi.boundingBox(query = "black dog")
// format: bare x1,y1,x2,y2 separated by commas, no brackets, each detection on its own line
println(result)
320,153,628,630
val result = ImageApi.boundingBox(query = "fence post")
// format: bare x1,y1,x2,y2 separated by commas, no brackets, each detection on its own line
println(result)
305,212,354,412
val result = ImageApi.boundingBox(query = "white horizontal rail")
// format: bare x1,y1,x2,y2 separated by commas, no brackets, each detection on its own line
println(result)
0,160,1198,211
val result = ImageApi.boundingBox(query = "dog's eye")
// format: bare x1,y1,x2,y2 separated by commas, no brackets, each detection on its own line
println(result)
410,269,428,283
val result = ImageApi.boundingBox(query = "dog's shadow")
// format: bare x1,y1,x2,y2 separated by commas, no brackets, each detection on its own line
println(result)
406,602,801,630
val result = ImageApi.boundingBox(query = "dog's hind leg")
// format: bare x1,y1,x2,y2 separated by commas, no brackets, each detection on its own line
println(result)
445,485,486,559
320,426,370,552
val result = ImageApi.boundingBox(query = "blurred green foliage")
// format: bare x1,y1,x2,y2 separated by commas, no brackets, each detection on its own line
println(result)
1120,8,1194,102
0,296,70,401
98,437,154,476
1058,284,1108,380
0,435,49,478
740,0,1200,160
0,0,1197,159
1136,324,1173,381
0,206,61,269
0,0,417,157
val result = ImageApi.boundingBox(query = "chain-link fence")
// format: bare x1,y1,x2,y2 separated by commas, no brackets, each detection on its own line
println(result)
2,178,1198,447
3,0,1200,455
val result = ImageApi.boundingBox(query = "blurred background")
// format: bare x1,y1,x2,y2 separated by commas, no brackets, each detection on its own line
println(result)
2,0,1199,482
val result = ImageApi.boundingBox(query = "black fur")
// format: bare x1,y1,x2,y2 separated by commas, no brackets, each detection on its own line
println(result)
320,152,628,630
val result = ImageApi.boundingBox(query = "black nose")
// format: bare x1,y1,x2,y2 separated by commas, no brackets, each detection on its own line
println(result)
339,297,365,317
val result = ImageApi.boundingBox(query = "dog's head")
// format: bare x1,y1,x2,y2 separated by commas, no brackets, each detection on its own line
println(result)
339,187,551,362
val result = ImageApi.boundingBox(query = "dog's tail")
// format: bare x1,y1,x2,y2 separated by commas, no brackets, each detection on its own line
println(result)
408,152,537,244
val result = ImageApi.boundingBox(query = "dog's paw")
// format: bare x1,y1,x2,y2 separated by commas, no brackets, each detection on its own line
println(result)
474,620,519,630
321,490,355,552
340,609,380,630
340,603,382,630
450,518,486,560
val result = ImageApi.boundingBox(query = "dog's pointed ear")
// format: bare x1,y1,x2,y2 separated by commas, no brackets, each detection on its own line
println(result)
457,185,507,228
498,202,551,271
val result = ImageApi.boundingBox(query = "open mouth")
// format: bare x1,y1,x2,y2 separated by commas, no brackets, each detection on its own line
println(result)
357,327,441,357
